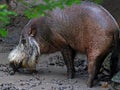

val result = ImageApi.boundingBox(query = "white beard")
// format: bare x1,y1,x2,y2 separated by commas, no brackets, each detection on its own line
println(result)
8,44,27,64
8,36,40,70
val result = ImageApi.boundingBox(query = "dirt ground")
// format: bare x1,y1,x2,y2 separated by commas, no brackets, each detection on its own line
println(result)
0,45,114,90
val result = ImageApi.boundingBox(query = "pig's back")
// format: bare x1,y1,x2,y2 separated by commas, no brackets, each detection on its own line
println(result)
47,2,119,52
48,1,118,35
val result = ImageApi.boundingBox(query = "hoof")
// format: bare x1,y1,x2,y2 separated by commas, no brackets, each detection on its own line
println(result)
87,83,93,88
9,70,15,75
8,68,15,75
67,73,75,79
87,80,93,88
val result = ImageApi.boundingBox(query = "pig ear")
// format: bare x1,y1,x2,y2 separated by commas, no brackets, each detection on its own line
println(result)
29,24,37,37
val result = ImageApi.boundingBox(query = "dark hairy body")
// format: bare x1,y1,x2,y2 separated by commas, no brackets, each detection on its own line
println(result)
9,2,119,87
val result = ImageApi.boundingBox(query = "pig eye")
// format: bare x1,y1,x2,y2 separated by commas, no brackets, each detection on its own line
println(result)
21,39,26,44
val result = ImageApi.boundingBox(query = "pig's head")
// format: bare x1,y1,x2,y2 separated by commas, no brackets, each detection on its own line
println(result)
8,16,63,74
8,18,42,73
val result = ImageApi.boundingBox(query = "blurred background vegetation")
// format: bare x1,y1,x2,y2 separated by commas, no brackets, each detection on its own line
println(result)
22,0,103,19
0,0,108,37
0,4,16,37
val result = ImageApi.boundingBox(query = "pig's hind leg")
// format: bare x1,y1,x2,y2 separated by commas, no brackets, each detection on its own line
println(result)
110,42,119,77
87,49,110,87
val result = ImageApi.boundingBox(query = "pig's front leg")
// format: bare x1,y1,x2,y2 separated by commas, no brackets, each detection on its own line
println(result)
61,46,76,79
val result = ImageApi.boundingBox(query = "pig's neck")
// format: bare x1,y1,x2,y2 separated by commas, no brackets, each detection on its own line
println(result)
40,31,68,54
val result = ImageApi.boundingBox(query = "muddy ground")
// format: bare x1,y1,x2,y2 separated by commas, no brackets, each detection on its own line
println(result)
0,44,115,90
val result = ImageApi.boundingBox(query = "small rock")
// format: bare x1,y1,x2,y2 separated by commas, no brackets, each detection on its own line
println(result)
101,82,109,88
112,71,120,83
